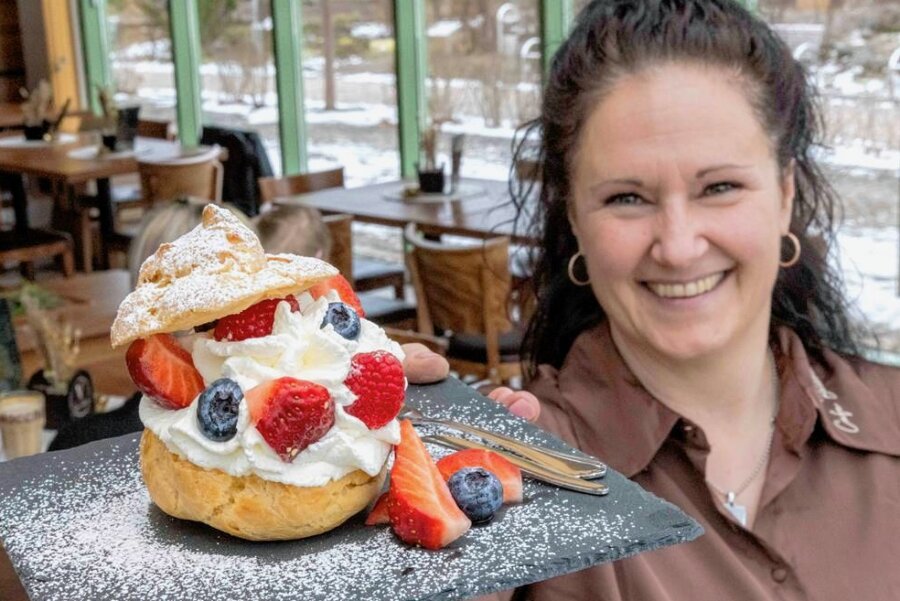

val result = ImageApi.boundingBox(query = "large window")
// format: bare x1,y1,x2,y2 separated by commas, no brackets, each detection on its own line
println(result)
425,0,542,181
107,0,177,122
198,1,281,174
758,0,900,353
301,0,400,187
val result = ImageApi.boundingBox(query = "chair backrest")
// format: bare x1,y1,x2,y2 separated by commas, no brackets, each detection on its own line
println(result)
137,119,172,140
514,158,541,182
321,213,353,279
403,223,512,338
258,167,345,205
138,149,224,207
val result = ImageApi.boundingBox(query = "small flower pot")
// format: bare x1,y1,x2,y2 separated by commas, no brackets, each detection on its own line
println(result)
23,121,50,141
101,133,119,152
417,167,446,194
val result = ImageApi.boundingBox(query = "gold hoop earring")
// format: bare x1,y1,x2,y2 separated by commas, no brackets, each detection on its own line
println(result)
567,251,590,286
780,232,801,268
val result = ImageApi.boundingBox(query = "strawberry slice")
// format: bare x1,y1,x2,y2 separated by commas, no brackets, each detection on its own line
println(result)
388,420,470,549
307,274,365,317
345,351,405,429
126,334,205,409
245,377,335,461
213,295,300,342
437,449,523,503
364,492,391,526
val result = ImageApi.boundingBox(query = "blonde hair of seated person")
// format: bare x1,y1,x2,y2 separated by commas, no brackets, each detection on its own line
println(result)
253,205,331,260
127,199,255,287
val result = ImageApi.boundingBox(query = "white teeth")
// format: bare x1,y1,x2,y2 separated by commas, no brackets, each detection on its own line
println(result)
647,272,725,299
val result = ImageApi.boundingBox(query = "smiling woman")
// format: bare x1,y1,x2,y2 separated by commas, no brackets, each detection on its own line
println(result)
480,0,900,600
569,63,795,366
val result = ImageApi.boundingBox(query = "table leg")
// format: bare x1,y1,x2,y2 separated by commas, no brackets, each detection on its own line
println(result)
0,170,29,234
95,178,113,270
62,184,93,274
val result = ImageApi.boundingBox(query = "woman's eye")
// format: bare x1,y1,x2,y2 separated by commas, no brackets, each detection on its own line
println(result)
704,181,739,196
605,193,644,206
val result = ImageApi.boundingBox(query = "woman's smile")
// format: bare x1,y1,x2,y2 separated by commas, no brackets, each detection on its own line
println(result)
642,270,728,299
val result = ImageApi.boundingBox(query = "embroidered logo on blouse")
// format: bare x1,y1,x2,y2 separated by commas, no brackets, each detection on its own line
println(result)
828,403,860,434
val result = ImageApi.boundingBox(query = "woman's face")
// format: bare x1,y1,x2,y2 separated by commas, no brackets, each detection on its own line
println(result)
569,63,794,362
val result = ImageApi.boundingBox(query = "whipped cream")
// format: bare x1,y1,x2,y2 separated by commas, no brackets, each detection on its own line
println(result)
140,293,404,487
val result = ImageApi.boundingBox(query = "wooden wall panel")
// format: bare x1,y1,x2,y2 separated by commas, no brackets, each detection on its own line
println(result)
0,0,23,102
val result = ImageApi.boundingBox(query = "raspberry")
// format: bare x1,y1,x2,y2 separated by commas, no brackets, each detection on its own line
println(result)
344,351,405,429
213,295,300,342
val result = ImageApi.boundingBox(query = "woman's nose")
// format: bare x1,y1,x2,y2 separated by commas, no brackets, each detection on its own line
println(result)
649,201,708,267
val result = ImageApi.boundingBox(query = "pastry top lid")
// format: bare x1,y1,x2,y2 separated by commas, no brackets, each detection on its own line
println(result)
111,204,337,347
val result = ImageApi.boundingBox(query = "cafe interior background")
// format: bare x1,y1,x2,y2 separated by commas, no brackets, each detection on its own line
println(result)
0,0,896,460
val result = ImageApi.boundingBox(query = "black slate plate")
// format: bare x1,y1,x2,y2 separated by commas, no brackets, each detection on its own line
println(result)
0,377,702,601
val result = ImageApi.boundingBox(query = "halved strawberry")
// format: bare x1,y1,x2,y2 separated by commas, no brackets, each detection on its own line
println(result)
364,492,391,526
388,420,470,549
307,274,365,317
345,351,405,429
436,449,523,503
126,334,205,410
213,295,300,342
245,377,334,461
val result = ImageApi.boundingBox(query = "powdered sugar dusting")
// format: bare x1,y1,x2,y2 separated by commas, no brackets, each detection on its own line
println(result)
0,380,701,601
110,205,337,347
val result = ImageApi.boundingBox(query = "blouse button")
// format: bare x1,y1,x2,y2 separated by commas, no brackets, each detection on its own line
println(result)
771,566,788,583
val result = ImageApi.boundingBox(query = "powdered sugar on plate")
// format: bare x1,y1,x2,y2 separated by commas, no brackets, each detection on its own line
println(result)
0,378,701,601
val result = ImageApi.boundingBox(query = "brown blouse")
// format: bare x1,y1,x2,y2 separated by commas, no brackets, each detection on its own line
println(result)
486,324,900,601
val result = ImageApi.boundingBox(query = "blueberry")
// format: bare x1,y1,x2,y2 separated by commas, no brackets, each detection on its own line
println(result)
320,302,361,340
447,467,504,523
196,378,242,441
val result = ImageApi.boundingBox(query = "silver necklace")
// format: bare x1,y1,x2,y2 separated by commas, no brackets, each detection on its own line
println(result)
705,356,780,527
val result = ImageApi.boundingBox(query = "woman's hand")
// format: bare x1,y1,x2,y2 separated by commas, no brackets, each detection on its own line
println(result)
401,343,450,384
488,387,541,422
400,344,541,422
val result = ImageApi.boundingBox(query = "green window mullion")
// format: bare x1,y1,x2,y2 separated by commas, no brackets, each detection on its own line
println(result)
169,0,203,148
78,0,112,115
272,0,308,175
540,0,573,80
394,0,427,179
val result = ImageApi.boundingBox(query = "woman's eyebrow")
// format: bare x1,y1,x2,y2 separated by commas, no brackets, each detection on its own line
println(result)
696,164,754,178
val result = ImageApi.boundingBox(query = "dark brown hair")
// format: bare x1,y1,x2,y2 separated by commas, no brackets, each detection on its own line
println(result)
511,0,860,375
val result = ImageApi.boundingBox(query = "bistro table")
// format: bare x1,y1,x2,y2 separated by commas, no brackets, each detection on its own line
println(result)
0,134,214,271
13,269,133,397
277,178,533,243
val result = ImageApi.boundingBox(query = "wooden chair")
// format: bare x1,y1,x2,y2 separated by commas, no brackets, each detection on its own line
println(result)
322,213,417,329
105,149,223,263
404,223,522,385
104,120,176,225
261,168,406,299
136,119,173,141
138,148,224,207
0,229,74,280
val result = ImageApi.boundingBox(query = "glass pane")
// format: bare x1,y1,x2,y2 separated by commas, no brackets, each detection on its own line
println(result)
425,0,542,181
197,1,281,174
300,0,400,187
758,1,900,354
107,0,177,122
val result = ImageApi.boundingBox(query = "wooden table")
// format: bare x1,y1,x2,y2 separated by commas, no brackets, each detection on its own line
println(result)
278,178,533,243
2,270,133,600
13,270,133,397
0,134,212,271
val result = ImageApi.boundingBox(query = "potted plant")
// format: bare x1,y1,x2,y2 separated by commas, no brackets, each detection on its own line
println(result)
417,123,445,194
